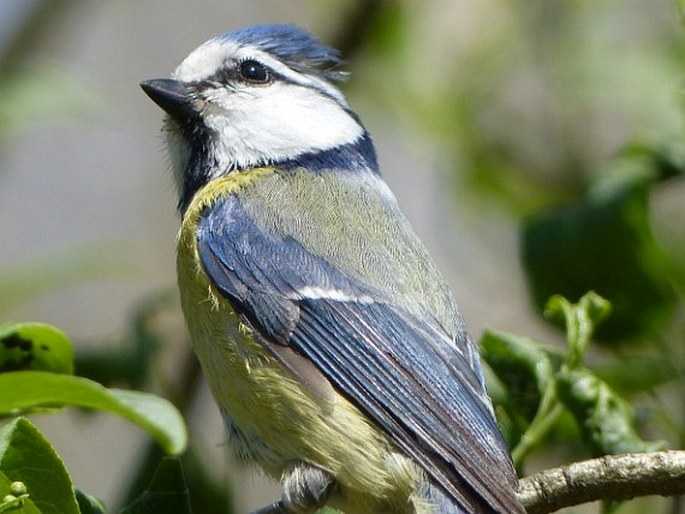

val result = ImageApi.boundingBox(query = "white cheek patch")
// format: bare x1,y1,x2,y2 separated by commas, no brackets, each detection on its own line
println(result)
202,82,365,172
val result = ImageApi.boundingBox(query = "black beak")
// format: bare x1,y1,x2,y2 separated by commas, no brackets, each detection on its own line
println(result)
140,78,196,120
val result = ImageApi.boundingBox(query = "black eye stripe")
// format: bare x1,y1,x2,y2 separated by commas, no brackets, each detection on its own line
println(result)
196,60,343,104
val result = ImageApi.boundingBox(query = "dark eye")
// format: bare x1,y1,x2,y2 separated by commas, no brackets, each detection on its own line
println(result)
238,59,270,84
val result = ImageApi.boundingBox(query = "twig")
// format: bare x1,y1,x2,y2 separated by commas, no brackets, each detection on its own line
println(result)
518,451,685,514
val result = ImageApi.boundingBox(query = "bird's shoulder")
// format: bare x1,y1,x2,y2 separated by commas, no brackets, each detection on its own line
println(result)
193,165,461,337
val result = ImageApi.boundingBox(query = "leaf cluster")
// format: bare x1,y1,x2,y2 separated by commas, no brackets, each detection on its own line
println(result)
483,293,667,470
0,322,188,514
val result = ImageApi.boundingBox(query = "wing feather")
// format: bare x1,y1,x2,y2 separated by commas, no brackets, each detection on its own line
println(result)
294,299,511,511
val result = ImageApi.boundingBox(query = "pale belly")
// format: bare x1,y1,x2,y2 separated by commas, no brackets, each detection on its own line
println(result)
178,279,424,513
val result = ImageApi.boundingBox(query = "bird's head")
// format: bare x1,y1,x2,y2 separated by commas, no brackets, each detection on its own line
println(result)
141,24,375,211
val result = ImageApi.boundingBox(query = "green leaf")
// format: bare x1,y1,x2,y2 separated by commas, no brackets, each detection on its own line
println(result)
544,292,611,368
0,323,73,374
556,368,666,456
522,149,678,340
74,490,107,514
119,458,192,514
0,372,187,455
0,417,79,514
481,329,562,422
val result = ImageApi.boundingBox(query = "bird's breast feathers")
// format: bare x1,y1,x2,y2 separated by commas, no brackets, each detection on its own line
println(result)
176,165,426,512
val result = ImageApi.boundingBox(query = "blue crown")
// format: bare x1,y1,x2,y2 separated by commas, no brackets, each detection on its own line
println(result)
217,24,347,81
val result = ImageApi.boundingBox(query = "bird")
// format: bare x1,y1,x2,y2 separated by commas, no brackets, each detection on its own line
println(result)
141,24,523,514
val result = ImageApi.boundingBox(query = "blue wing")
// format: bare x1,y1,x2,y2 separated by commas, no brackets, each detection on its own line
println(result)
196,194,520,513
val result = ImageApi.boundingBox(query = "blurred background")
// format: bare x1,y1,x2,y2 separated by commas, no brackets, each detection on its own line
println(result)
1,1,683,513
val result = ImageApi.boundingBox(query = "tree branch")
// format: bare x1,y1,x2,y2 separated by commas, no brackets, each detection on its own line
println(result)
517,451,685,514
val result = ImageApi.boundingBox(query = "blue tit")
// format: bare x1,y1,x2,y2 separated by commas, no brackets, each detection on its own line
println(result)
141,24,522,514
